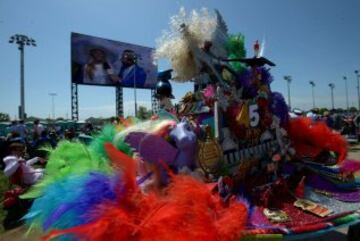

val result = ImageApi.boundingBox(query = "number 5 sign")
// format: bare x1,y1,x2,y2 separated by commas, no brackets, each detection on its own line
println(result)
249,104,260,127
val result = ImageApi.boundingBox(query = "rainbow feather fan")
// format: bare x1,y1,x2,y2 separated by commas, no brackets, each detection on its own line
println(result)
24,172,119,231
26,144,248,241
21,141,112,199
22,123,137,199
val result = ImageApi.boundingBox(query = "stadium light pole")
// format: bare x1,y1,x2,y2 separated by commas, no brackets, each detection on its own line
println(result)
309,81,316,109
343,76,349,112
9,34,36,120
49,93,57,119
284,75,292,110
329,83,335,110
355,70,360,111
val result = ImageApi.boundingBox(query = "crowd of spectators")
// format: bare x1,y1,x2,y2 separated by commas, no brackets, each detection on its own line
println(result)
290,108,360,138
0,119,97,170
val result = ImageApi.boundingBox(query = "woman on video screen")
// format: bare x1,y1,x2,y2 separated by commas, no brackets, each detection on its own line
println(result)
83,48,117,85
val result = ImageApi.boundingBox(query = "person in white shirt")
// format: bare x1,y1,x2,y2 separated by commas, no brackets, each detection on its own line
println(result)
33,119,44,138
3,143,44,186
83,48,117,85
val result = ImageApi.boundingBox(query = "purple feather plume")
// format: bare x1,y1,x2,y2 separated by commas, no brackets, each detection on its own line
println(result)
271,92,290,126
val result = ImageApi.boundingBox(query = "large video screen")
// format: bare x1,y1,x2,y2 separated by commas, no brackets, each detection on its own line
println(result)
71,32,157,89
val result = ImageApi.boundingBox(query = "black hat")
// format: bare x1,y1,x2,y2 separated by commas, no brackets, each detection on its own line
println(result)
237,57,275,67
224,57,276,67
157,69,173,81
155,80,175,99
156,69,174,99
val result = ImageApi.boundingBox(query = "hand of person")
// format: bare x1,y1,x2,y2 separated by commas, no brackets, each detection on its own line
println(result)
18,158,26,163
39,157,46,164
109,75,120,83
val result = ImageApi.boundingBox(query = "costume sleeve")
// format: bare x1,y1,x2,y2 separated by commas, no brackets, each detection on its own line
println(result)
26,157,40,166
3,156,20,177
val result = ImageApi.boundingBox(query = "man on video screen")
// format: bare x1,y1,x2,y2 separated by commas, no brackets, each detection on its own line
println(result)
117,49,147,88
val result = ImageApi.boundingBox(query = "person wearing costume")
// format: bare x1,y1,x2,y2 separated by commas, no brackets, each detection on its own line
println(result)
3,143,44,186
155,69,175,113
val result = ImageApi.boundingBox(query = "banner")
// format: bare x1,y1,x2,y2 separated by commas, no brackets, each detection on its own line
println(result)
71,32,157,89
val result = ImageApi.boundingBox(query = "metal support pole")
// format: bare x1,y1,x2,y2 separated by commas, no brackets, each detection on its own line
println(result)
344,76,349,112
71,83,79,120
309,81,316,109
355,70,360,111
358,75,360,111
329,84,335,110
284,76,292,110
311,86,315,108
9,34,36,120
20,44,25,120
151,89,159,114
287,81,291,109
49,93,57,119
116,86,124,117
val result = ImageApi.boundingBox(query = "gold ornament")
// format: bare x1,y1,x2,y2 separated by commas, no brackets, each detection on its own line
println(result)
263,208,290,223
294,199,332,217
236,102,249,127
197,126,223,175
235,159,259,180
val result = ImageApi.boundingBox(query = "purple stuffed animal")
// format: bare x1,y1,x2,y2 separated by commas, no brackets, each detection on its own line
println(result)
169,118,197,169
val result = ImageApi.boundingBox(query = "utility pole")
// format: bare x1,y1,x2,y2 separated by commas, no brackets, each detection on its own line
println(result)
328,83,335,110
344,76,349,112
355,70,360,111
309,81,316,109
284,75,292,110
9,34,36,120
49,93,57,119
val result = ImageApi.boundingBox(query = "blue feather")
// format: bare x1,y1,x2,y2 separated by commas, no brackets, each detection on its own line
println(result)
26,172,119,232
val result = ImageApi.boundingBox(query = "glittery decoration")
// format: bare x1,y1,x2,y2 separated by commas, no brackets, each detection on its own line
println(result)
307,175,360,202
305,187,360,215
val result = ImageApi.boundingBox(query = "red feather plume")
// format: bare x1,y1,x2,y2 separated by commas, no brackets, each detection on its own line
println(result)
287,117,347,163
43,146,248,241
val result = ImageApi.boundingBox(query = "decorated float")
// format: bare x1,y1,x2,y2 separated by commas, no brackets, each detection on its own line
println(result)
21,8,359,241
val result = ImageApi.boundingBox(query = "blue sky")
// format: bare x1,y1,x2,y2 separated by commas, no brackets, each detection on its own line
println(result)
1,0,360,119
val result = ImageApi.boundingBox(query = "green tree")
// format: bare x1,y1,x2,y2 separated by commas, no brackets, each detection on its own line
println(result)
349,106,358,113
137,106,152,120
0,112,10,122
335,108,345,113
318,108,329,115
